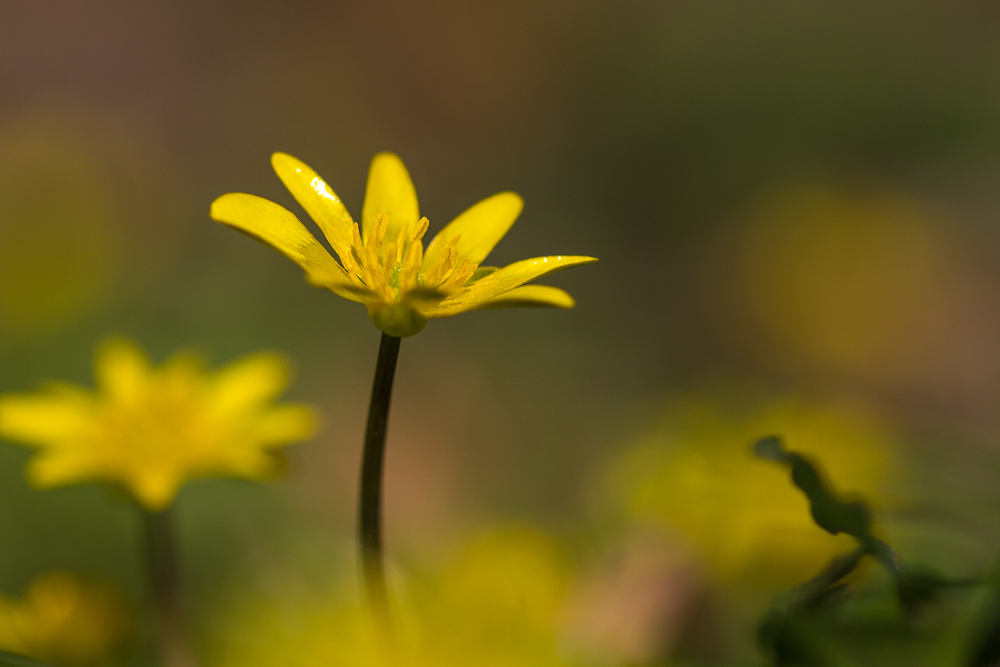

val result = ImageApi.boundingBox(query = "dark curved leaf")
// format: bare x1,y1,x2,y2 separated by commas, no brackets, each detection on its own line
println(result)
754,435,871,538
0,650,56,667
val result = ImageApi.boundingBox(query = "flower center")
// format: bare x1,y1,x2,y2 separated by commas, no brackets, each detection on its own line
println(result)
330,212,479,306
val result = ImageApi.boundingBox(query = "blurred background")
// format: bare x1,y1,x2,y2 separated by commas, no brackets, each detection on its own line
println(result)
3,1,1000,665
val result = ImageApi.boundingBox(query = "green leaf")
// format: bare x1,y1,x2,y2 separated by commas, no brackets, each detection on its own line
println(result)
0,650,57,667
754,436,872,539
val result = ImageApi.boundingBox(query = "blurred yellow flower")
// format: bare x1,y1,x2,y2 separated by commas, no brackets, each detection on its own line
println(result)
610,397,892,588
0,572,129,667
734,183,947,379
208,527,575,667
0,338,317,511
413,527,572,666
211,152,596,337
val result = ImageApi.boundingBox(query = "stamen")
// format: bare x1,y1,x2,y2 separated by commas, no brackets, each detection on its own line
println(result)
406,237,423,270
441,248,469,285
436,245,460,284
383,242,398,277
393,223,408,264
352,222,364,255
351,246,366,276
410,217,429,244
370,212,388,250
332,242,365,284
447,259,476,289
424,234,462,286
382,261,395,295
400,258,420,292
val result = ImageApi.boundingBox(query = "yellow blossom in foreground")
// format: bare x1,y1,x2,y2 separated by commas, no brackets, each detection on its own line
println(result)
609,397,891,588
208,527,575,667
0,572,130,667
0,339,317,511
211,152,596,337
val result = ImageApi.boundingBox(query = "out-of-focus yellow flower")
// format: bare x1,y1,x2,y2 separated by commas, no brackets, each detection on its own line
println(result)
413,527,572,666
0,572,130,667
208,527,575,667
0,338,317,511
733,184,947,378
610,397,891,588
211,153,596,337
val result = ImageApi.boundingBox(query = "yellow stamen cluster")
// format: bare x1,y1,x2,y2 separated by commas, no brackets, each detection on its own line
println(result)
330,212,477,307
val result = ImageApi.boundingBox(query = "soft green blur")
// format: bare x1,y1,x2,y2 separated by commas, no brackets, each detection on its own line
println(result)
3,2,1000,665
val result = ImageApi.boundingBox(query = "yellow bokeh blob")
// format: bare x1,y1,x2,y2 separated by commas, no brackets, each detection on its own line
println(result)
735,184,947,376
611,397,892,589
208,527,575,667
0,572,130,666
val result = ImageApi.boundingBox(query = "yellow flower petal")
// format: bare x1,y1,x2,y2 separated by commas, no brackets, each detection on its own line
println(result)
217,450,282,479
255,405,317,443
209,352,290,413
210,193,366,303
130,471,181,512
422,192,523,270
95,339,149,400
361,152,418,244
472,285,575,309
425,255,597,317
468,266,500,282
271,153,356,252
27,451,100,489
0,392,92,445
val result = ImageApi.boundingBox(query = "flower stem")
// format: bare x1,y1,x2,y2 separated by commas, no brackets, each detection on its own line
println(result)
358,332,401,619
142,507,195,667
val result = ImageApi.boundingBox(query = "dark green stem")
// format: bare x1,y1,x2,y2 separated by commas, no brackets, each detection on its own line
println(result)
358,333,401,620
142,507,194,667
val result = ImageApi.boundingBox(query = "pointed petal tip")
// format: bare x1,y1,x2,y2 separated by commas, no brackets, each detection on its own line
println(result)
271,151,312,172
208,194,228,219
368,152,412,178
209,192,254,222
270,151,294,167
496,191,525,219
370,152,409,175
498,190,524,207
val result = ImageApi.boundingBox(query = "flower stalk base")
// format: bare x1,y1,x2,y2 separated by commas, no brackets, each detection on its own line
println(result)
142,507,194,667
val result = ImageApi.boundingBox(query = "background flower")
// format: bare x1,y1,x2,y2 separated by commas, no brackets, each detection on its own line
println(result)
607,397,892,588
0,571,130,667
207,526,575,667
0,338,317,510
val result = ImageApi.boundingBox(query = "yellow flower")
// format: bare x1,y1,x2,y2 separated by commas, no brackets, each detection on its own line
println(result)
0,338,317,511
609,397,891,588
0,572,130,667
211,153,597,337
207,526,574,667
